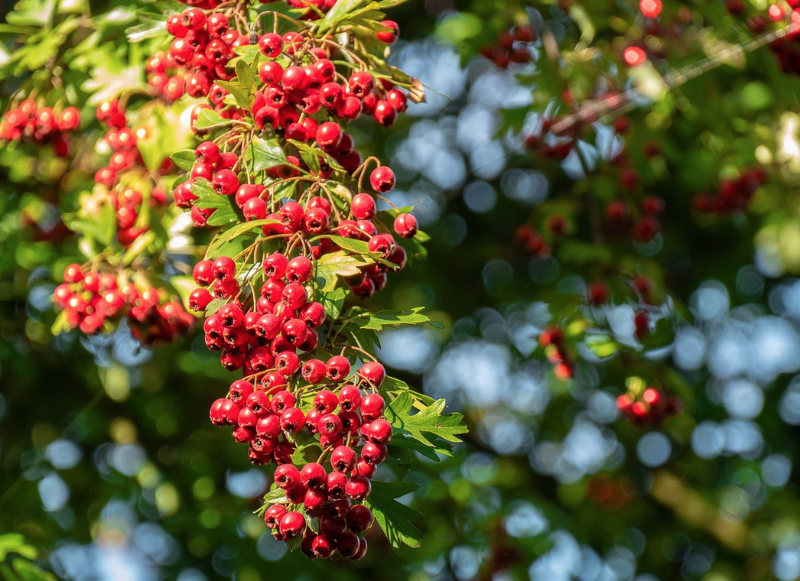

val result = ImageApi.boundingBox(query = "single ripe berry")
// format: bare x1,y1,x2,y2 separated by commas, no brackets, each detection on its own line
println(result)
301,359,327,384
345,475,372,500
393,213,418,238
346,505,374,533
367,418,393,444
300,462,327,489
279,511,306,539
338,384,362,411
359,361,386,386
352,193,376,220
314,389,338,414
316,122,342,148
286,256,313,283
361,393,385,421
330,445,357,473
280,407,305,432
259,33,283,57
326,356,351,382
213,256,236,281
264,504,287,528
376,20,399,44
370,166,395,192
274,464,301,490
348,71,375,99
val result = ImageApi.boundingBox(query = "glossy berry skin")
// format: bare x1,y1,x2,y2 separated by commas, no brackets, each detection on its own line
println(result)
345,475,371,500
361,394,385,421
338,384,362,411
274,463,301,490
366,418,393,444
326,356,351,382
362,441,388,465
326,472,348,498
279,511,306,539
286,256,313,283
330,445,357,473
376,20,399,43
300,462,327,489
348,71,375,99
346,505,373,533
280,406,305,432
264,504,287,528
360,361,386,386
393,213,418,238
213,256,236,281
302,359,327,384
351,193,376,220
370,166,395,192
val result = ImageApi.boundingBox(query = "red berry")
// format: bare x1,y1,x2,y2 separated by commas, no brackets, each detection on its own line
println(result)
330,445,357,473
376,20,399,43
370,166,395,192
300,462,327,489
393,213,418,238
279,511,306,539
280,407,305,432
345,475,371,500
326,356,351,382
286,256,313,283
361,393,385,421
352,193,376,220
348,71,375,99
346,505,373,533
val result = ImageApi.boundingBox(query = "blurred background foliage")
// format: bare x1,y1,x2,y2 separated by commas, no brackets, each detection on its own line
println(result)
4,0,800,580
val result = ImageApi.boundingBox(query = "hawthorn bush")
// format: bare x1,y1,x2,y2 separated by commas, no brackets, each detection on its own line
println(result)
2,0,800,579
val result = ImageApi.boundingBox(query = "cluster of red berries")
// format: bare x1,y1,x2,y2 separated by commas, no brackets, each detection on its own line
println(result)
605,194,665,244
692,167,767,216
52,264,192,346
209,362,390,559
538,325,574,380
616,387,682,427
479,25,536,69
722,0,800,73
0,100,80,156
170,1,424,560
93,99,174,246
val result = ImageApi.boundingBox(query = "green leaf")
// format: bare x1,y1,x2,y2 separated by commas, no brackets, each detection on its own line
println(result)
137,106,190,172
169,275,199,314
322,235,370,254
318,0,368,32
384,392,468,447
382,375,435,406
191,178,240,226
585,334,619,358
388,434,448,461
319,287,347,321
315,252,373,292
262,487,288,505
205,218,280,259
363,481,423,550
216,79,252,110
12,559,58,581
290,443,322,465
50,310,68,336
62,204,116,248
233,44,261,64
0,534,37,562
359,307,444,331
195,108,230,130
121,230,157,266
171,149,196,171
246,137,288,172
